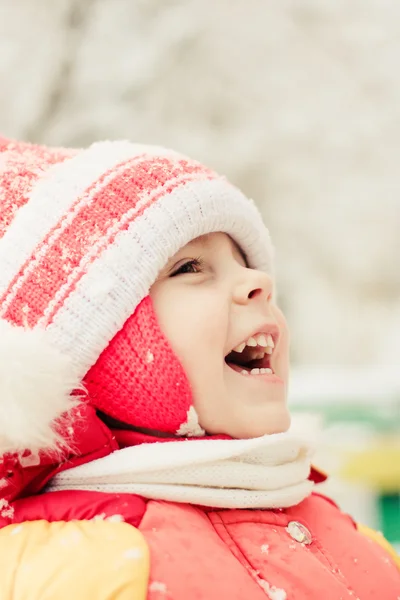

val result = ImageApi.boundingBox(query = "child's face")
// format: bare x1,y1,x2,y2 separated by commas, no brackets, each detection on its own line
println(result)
150,232,290,438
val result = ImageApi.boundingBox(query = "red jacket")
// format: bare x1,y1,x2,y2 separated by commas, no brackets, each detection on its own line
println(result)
1,408,399,599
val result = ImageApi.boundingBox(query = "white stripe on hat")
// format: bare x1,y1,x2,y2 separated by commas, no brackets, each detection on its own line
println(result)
46,177,273,377
37,170,211,328
0,141,178,305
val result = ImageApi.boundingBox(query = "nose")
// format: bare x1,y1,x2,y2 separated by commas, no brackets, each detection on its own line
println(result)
233,267,273,305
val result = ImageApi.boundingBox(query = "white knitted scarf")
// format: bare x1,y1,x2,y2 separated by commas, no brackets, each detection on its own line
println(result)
48,432,314,509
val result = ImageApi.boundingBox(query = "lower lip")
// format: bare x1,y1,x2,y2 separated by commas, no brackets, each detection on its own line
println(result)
226,362,284,384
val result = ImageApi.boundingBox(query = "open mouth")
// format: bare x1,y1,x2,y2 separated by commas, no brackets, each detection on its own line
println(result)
225,332,276,376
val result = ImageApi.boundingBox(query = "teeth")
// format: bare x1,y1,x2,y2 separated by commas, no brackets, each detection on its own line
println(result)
256,334,268,347
249,368,273,376
254,351,265,360
233,342,246,353
232,333,275,355
240,367,273,376
247,333,274,350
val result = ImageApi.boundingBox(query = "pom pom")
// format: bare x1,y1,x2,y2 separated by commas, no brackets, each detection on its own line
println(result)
0,319,81,456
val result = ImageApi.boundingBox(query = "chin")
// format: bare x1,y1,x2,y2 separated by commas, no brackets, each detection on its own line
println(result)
223,411,292,439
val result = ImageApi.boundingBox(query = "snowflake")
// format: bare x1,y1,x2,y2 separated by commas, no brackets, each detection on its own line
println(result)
0,499,14,519
19,451,40,467
10,525,23,535
176,406,205,437
123,547,142,560
257,580,287,600
107,514,125,523
251,568,287,600
149,581,167,594
92,513,124,523
92,513,107,521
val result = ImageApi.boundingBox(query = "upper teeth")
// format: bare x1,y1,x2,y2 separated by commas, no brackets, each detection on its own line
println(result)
233,333,274,354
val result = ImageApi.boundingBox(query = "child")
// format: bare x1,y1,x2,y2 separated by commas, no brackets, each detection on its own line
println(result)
0,137,398,599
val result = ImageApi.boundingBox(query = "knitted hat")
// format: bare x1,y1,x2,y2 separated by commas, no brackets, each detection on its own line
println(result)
0,137,274,456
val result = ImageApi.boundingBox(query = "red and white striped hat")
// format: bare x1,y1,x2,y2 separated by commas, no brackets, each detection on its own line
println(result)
0,137,274,455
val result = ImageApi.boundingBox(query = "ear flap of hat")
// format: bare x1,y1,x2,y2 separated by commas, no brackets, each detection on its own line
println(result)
0,319,81,457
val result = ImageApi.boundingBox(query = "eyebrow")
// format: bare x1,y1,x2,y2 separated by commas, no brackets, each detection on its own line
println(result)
160,234,248,279
192,234,248,266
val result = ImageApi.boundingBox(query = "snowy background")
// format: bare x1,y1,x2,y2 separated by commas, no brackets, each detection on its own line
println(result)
0,0,399,537
1,0,399,368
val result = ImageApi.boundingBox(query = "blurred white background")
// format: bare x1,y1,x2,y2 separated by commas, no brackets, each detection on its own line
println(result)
0,0,399,367
0,0,399,538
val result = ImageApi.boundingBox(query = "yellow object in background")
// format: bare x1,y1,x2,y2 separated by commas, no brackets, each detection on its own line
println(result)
341,437,400,549
340,439,400,492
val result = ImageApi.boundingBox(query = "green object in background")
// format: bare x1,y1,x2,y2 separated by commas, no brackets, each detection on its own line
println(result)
379,493,400,548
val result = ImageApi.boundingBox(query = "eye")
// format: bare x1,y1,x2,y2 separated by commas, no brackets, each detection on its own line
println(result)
171,258,204,277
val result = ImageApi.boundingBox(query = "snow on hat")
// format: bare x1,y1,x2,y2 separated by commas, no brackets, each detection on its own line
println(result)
0,137,274,456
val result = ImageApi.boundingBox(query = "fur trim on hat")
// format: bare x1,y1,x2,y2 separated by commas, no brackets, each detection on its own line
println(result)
0,319,80,456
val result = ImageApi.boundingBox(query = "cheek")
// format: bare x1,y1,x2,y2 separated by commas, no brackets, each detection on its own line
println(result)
150,287,227,369
151,290,192,357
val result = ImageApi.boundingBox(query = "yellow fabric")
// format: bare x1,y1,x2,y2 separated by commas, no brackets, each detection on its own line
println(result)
0,520,149,600
358,523,400,569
